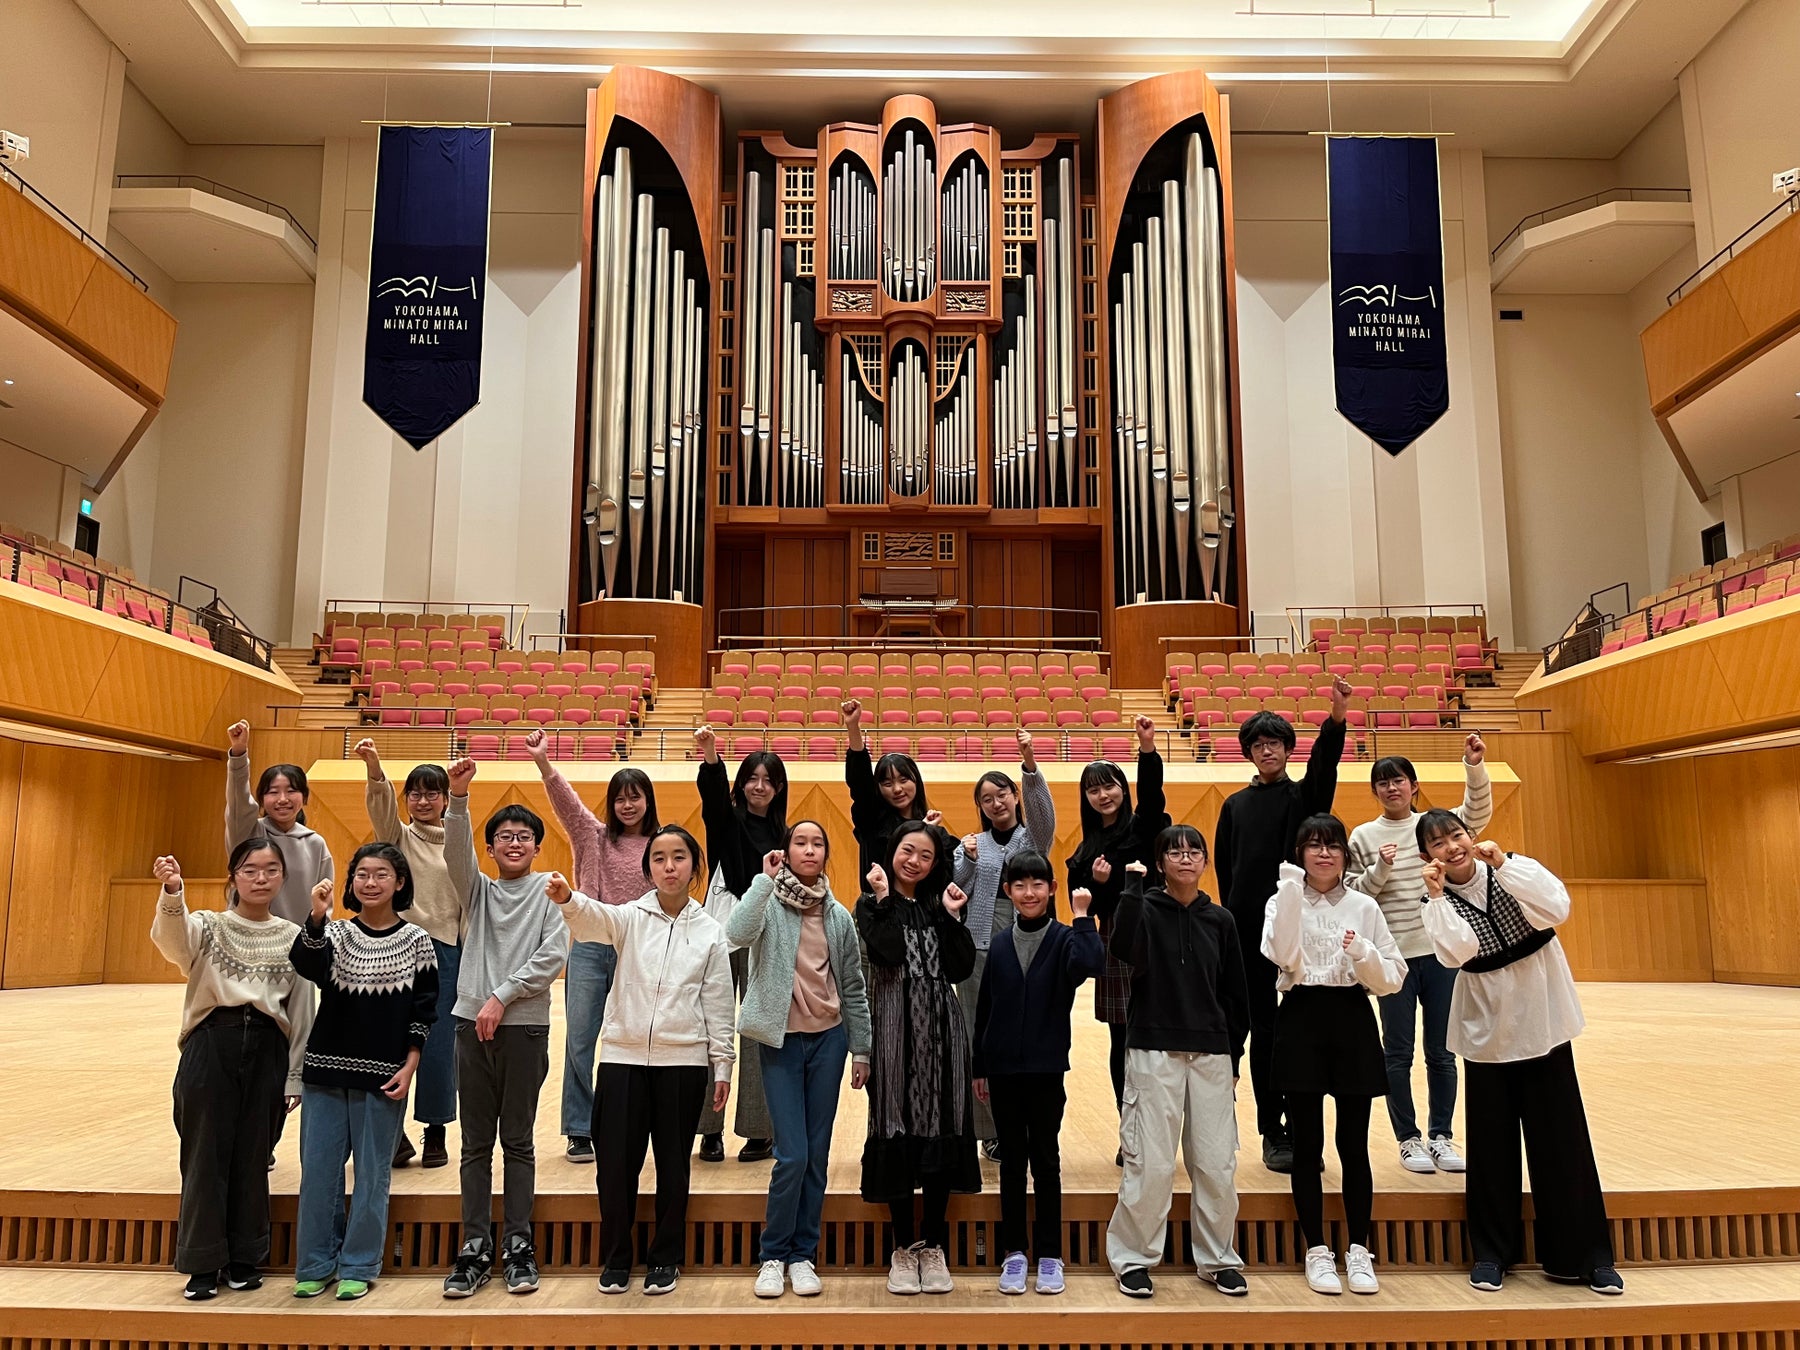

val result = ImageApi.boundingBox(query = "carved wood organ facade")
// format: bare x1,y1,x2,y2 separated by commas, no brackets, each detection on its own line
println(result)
568,68,1246,674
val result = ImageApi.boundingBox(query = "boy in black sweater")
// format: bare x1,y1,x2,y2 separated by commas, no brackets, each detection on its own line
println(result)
1213,675,1350,1172
1105,829,1250,1300
972,851,1104,1298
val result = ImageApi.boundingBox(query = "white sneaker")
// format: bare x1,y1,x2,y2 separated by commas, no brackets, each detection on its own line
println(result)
1398,1137,1435,1174
886,1246,920,1295
916,1244,954,1294
1429,1136,1467,1172
1345,1244,1379,1294
754,1259,785,1298
1304,1245,1343,1295
789,1259,821,1296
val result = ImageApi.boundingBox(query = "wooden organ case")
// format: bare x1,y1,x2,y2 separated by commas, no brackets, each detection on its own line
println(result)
568,69,1244,686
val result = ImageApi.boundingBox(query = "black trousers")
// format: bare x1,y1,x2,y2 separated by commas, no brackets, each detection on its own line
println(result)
888,1177,952,1253
1464,1042,1614,1279
989,1073,1066,1259
172,1008,289,1274
1107,1024,1128,1109
1287,1092,1373,1250
594,1062,709,1271
1232,907,1286,1139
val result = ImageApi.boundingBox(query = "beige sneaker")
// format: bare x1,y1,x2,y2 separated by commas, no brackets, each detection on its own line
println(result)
917,1245,954,1294
886,1245,921,1295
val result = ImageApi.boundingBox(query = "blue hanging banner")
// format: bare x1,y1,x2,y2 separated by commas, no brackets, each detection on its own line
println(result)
1327,136,1448,456
363,126,492,450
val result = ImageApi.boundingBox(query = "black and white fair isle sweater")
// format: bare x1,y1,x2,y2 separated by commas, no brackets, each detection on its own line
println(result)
290,915,439,1092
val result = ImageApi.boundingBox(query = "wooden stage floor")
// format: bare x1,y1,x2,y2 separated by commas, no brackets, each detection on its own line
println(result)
6,980,1797,1203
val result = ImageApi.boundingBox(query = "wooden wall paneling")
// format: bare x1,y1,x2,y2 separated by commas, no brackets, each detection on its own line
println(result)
811,536,849,636
104,878,230,985
1716,206,1800,343
1557,880,1713,982
0,185,96,323
0,739,20,982
1111,601,1240,689
1693,746,1800,987
1640,271,1751,413
63,260,178,400
1008,541,1047,640
770,539,807,638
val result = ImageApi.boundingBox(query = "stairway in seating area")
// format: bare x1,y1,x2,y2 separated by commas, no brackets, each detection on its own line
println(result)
271,646,357,729
1462,649,1541,733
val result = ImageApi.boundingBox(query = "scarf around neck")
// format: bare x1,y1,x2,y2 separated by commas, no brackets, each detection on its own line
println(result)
774,865,828,912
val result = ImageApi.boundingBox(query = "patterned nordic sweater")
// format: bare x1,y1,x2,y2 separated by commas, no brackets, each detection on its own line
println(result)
290,915,439,1092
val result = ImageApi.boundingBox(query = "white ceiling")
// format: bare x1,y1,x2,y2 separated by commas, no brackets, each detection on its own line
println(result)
1666,326,1800,496
0,306,154,487
109,185,318,282
73,0,1750,158
1491,198,1694,293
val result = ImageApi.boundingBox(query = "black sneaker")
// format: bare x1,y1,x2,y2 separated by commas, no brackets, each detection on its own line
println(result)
1116,1266,1154,1298
502,1236,540,1295
421,1124,449,1169
645,1265,679,1295
183,1271,219,1301
224,1262,262,1291
566,1135,595,1163
393,1129,417,1168
981,1138,1002,1162
1114,1148,1124,1167
442,1239,493,1298
1588,1267,1625,1295
1206,1267,1249,1296
598,1267,631,1294
699,1133,725,1162
737,1137,774,1162
1262,1133,1294,1174
1469,1261,1504,1292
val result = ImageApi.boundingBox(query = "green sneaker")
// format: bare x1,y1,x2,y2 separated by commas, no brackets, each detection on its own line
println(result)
293,1278,332,1298
335,1279,371,1300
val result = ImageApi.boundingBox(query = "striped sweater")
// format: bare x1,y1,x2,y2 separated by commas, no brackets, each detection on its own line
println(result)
1346,759,1493,960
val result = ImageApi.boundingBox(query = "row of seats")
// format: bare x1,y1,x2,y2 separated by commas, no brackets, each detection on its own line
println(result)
711,672,1114,703
1187,693,1453,731
367,668,650,706
1177,676,1454,720
701,693,1127,729
368,692,639,729
353,649,657,703
1299,630,1495,672
1602,571,1800,653
1665,536,1800,596
1166,651,1464,703
713,649,1108,682
2,538,214,650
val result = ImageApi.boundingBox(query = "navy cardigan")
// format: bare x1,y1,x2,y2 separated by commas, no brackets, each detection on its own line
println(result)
972,916,1106,1078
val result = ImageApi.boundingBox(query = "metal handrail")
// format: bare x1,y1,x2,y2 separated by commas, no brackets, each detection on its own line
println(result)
715,602,1105,647
2,165,148,291
178,575,274,671
1284,603,1488,656
1158,633,1291,652
1490,187,1690,263
526,631,659,649
113,174,319,250
321,599,533,646
1669,193,1800,304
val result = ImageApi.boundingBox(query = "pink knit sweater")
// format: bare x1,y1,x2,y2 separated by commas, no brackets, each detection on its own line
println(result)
541,767,652,907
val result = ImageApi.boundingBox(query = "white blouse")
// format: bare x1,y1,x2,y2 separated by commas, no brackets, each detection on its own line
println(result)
1420,854,1584,1064
1261,863,1407,996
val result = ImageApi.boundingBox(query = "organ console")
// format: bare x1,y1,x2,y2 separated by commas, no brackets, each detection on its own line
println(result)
568,68,1246,681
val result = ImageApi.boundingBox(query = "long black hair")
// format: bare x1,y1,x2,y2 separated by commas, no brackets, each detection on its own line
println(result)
1074,760,1132,841
883,818,956,903
874,752,929,820
604,767,660,839
732,750,789,834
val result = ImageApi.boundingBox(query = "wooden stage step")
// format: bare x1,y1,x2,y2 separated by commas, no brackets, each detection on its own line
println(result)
2,1265,1797,1350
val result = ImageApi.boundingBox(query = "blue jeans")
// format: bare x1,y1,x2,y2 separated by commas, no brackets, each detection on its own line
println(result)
295,1085,405,1283
414,939,461,1126
757,1023,848,1264
560,941,617,1136
1378,952,1459,1141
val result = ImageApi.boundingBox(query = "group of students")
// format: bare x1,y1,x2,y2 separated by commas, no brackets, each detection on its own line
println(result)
149,695,1621,1305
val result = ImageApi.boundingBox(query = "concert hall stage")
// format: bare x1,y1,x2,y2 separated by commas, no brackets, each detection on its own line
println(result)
1,982,1798,1348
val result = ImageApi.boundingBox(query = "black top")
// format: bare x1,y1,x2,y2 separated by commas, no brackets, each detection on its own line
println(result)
856,888,978,982
290,915,438,1092
972,917,1106,1077
846,746,914,882
1213,718,1346,923
1066,750,1168,924
698,757,782,897
1109,875,1249,1072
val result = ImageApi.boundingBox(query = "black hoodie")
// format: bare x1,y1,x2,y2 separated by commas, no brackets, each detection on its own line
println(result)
1109,873,1250,1073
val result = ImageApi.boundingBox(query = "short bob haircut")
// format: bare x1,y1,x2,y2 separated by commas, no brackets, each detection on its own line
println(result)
402,762,451,799
1075,760,1133,839
640,824,706,885
1292,812,1351,864
732,750,790,834
1370,755,1418,788
604,767,661,838
883,818,956,901
484,803,546,847
1415,807,1471,854
1000,848,1056,888
1152,823,1209,874
343,841,415,913
874,752,930,820
1237,710,1297,757
257,763,311,825
783,818,832,861
225,836,286,909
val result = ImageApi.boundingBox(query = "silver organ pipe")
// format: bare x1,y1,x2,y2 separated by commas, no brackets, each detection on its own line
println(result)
888,342,929,496
883,129,936,302
1108,130,1236,604
831,161,876,280
739,170,762,499
584,146,708,601
840,340,884,506
777,280,826,509
942,157,988,282
933,345,977,505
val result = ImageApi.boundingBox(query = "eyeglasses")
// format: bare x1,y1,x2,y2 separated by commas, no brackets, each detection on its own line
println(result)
1303,841,1345,854
1163,849,1205,862
406,788,443,800
233,865,283,880
492,832,537,845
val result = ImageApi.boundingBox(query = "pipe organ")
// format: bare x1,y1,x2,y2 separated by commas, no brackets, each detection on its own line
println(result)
571,69,1245,668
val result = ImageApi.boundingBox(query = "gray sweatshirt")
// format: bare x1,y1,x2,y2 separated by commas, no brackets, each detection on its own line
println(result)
225,751,336,926
445,795,571,1025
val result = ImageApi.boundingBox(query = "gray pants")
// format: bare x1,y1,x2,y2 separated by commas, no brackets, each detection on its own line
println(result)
954,948,995,1139
456,1020,550,1248
696,948,771,1140
1107,1048,1242,1276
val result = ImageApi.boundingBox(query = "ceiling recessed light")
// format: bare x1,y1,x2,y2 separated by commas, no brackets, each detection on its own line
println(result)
2,379,12,385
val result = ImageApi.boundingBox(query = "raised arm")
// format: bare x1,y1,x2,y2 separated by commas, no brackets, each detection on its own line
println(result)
1021,752,1057,852
223,721,260,851
552,880,631,945
1260,861,1306,973
443,759,482,915
527,729,604,880
1455,735,1495,835
1132,719,1168,839
1300,679,1350,814
1063,892,1106,983
695,736,737,861
148,856,202,973
355,739,404,846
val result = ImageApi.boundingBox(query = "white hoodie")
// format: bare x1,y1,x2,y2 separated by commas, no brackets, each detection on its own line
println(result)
560,890,736,1081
